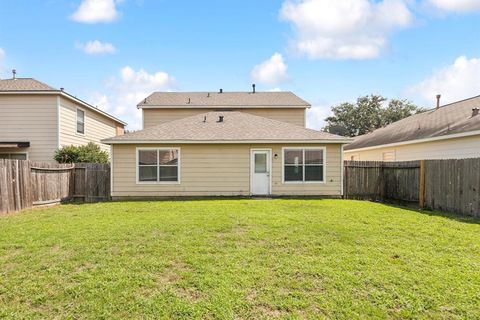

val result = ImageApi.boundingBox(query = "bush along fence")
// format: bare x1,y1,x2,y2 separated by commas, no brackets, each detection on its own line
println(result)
0,160,110,214
344,159,480,217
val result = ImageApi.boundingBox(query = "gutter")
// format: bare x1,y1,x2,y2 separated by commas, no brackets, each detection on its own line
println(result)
344,129,480,153
137,105,311,109
102,139,353,145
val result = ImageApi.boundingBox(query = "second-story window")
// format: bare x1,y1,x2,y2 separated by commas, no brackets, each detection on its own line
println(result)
77,108,85,134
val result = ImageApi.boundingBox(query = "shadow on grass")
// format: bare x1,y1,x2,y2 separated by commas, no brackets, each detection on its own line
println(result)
377,200,480,225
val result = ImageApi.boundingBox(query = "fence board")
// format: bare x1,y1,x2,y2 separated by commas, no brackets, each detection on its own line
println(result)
0,160,110,214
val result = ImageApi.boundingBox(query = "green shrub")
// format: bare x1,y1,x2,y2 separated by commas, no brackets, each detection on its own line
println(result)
54,143,109,164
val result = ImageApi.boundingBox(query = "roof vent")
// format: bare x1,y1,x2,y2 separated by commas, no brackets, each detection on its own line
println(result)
252,83,256,94
219,88,223,93
12,69,16,80
436,94,441,109
187,97,191,104
218,115,224,123
207,92,210,97
60,87,64,91
472,108,479,117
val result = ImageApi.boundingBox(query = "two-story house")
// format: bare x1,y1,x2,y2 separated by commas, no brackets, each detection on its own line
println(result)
103,87,352,198
0,75,126,162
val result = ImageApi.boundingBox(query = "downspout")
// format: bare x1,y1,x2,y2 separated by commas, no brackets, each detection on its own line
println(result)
110,145,114,199
56,95,61,148
340,144,344,197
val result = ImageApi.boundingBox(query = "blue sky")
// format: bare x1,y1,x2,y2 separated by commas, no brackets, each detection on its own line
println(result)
1,0,480,130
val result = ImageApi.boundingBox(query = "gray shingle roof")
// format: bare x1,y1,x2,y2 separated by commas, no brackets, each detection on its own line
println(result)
0,78,56,91
345,95,480,150
138,92,311,108
103,111,350,143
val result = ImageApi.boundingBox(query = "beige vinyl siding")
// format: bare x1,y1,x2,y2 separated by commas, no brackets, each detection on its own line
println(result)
143,108,306,128
0,95,57,162
111,143,342,198
59,97,117,153
244,109,305,127
344,134,480,161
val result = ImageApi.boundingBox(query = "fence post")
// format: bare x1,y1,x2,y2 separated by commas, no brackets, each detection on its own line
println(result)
379,162,385,201
343,161,348,199
419,160,426,208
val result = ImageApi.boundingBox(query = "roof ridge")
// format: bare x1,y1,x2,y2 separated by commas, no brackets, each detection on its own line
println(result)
148,91,295,93
422,94,480,112
0,77,35,80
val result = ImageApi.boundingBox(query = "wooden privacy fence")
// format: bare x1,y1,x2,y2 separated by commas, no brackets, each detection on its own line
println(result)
0,160,110,214
344,161,420,202
424,159,480,217
344,159,480,217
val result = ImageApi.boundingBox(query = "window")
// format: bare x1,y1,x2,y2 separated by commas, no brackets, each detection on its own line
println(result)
0,153,27,160
76,108,85,134
283,148,324,183
382,150,395,161
137,148,180,183
254,153,267,173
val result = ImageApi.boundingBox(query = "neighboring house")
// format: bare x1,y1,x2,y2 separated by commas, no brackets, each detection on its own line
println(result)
103,89,352,199
0,75,126,162
344,95,480,161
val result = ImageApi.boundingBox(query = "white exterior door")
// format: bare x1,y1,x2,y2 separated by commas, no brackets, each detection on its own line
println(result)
251,149,271,195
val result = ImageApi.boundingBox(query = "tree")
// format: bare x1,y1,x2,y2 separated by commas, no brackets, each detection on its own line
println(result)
324,95,425,137
382,99,423,124
54,143,109,164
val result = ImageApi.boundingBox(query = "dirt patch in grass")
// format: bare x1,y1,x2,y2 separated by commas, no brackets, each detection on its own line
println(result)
252,304,286,318
174,286,205,302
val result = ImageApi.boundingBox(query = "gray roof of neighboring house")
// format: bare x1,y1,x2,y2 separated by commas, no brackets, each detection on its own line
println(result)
0,78,56,91
0,77,127,125
345,95,480,151
138,91,311,108
103,111,351,144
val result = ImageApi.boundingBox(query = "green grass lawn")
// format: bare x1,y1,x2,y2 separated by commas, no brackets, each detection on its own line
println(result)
0,200,479,319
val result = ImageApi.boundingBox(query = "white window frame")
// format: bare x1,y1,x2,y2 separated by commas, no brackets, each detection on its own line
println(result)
282,147,326,184
76,107,86,136
382,150,396,162
0,152,29,160
136,147,181,185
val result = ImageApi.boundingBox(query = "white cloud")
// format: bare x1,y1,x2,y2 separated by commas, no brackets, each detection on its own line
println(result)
407,56,480,105
251,53,289,86
280,0,413,59
75,40,117,55
427,0,480,12
306,105,332,130
91,66,176,130
71,0,120,23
